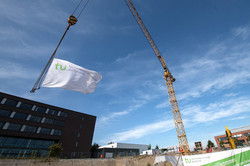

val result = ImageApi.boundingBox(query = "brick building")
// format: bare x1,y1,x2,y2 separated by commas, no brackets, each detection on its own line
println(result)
214,125,250,148
0,92,96,158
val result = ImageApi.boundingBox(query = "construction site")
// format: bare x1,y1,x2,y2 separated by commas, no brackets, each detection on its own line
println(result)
0,0,250,165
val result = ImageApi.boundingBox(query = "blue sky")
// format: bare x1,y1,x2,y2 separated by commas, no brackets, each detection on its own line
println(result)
1,0,250,150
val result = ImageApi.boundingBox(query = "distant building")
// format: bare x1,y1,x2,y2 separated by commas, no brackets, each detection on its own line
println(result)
214,125,250,148
0,92,96,158
162,146,180,153
142,149,161,155
194,141,203,151
92,142,148,158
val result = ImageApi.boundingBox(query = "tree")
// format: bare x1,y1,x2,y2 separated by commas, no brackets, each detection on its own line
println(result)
247,134,250,141
155,145,159,149
207,140,215,148
148,144,151,150
233,137,239,144
219,141,225,148
91,143,99,151
108,142,114,145
48,143,63,157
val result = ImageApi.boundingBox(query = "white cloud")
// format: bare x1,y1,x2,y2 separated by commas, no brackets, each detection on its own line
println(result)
182,97,250,124
232,26,250,40
0,60,39,79
107,119,174,143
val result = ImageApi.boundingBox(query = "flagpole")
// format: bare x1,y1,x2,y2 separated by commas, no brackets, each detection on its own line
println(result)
30,15,77,93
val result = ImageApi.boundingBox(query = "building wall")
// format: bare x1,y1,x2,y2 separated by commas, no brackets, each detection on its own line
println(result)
214,126,250,148
99,143,148,154
0,92,96,158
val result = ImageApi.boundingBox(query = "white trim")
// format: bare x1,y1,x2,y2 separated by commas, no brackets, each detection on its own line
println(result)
1,98,7,104
16,102,21,108
10,112,16,118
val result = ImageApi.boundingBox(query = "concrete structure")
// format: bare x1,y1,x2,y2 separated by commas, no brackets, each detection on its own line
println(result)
0,92,96,158
99,143,148,154
214,125,250,148
194,141,203,151
162,146,180,153
142,149,161,155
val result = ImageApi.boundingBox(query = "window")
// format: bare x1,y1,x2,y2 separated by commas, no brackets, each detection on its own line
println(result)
0,109,11,117
35,106,46,113
44,118,54,125
4,99,18,107
19,102,33,110
0,121,5,129
244,132,250,137
29,115,42,123
7,123,22,131
60,112,68,117
0,96,3,103
54,120,64,126
218,137,227,141
48,109,58,116
23,125,37,133
53,129,62,136
40,128,51,135
75,141,78,147
13,112,28,120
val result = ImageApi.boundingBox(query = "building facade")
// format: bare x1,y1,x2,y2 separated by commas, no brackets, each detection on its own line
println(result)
194,141,203,151
214,125,250,148
99,143,148,154
0,92,96,158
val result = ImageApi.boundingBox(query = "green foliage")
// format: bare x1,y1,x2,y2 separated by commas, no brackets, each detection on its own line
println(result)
247,134,250,141
147,163,151,166
108,142,114,145
233,137,239,143
219,140,225,147
148,144,151,150
91,142,100,151
155,145,159,149
207,140,215,148
48,143,63,157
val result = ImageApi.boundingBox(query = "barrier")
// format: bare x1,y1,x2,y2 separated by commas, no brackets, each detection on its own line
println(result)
182,147,250,166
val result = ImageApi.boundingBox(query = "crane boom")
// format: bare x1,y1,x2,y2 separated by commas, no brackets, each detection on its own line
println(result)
124,0,190,155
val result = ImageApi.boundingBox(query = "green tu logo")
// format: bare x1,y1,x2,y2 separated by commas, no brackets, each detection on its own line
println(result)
55,63,67,71
185,158,191,163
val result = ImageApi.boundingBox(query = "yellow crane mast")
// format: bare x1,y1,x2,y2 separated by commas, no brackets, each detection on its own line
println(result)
225,126,236,149
124,0,191,155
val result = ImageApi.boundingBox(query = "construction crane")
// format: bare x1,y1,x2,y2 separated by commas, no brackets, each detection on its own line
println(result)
124,0,191,155
225,126,236,149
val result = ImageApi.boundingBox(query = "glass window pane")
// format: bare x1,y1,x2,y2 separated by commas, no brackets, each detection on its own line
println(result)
0,96,3,103
54,120,64,126
13,112,28,120
4,99,18,107
19,102,33,110
8,123,22,131
60,112,68,117
35,106,46,113
24,125,37,133
40,128,51,135
48,109,58,116
53,129,62,136
0,121,5,129
44,118,54,125
0,109,11,117
29,115,41,123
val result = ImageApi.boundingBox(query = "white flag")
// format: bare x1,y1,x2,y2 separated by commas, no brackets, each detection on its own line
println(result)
41,58,102,94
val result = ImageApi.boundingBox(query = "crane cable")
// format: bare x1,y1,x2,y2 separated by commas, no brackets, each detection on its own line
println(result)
30,0,90,93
